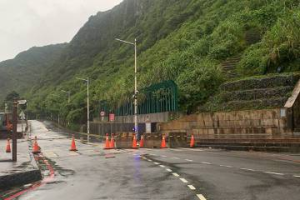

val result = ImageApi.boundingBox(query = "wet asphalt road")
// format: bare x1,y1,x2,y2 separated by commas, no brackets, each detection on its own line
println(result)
13,121,300,200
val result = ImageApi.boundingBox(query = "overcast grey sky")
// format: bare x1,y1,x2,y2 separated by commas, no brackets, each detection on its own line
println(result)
0,0,123,62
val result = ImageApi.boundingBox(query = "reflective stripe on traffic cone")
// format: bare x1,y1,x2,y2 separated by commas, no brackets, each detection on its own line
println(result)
190,134,195,148
70,135,77,151
104,133,110,150
132,134,138,149
161,134,167,148
32,136,41,154
6,138,11,153
139,135,144,148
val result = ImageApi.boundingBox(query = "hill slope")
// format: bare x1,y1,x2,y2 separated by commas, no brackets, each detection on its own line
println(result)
0,44,67,102
3,0,298,127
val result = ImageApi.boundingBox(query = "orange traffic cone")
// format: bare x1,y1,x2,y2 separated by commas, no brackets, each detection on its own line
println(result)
161,134,167,148
139,135,145,148
132,134,138,149
32,136,41,154
6,138,11,153
70,135,78,151
110,134,115,149
190,134,195,148
104,133,110,150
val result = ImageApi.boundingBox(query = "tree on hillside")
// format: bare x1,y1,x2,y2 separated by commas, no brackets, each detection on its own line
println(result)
5,91,20,102
1,91,20,112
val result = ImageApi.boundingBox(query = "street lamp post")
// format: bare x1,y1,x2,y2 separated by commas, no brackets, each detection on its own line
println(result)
115,38,138,138
61,90,71,103
50,94,60,124
76,77,90,143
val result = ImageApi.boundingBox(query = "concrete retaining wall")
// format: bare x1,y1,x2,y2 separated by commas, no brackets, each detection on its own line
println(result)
159,108,292,139
93,112,182,123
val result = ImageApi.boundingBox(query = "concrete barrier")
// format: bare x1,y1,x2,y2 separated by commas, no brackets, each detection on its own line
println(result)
115,132,134,149
169,132,188,148
143,133,162,148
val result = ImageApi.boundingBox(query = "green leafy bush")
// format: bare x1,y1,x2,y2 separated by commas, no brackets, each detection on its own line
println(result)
238,10,300,75
176,59,224,112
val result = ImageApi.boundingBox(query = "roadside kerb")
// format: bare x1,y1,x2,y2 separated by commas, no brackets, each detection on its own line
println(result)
0,140,42,191
0,121,42,191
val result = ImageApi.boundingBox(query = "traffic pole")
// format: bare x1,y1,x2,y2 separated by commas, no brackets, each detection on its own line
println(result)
12,99,18,162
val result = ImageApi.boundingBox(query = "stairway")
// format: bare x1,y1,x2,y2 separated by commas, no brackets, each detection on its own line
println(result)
245,29,261,45
220,55,241,79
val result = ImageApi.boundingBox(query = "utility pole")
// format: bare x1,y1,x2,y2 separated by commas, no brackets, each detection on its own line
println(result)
87,78,90,143
134,38,138,139
76,77,90,143
116,38,138,138
12,99,18,162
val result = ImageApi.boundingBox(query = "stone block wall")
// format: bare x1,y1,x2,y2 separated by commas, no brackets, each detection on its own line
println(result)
159,108,292,139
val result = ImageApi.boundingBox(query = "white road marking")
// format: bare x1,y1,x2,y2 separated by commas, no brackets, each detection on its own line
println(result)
169,149,183,152
166,169,172,172
221,165,232,168
154,162,160,165
185,159,193,162
265,171,285,176
188,149,204,152
69,152,80,156
148,159,152,162
172,157,180,159
187,185,196,190
172,173,180,177
201,162,211,165
240,168,256,172
293,175,300,178
182,148,204,152
159,165,165,168
180,178,188,183
197,194,207,200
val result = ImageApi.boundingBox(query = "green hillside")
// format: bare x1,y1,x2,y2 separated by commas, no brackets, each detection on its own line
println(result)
0,44,67,102
4,0,299,128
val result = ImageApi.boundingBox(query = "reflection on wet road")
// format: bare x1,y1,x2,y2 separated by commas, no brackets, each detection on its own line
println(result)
5,120,300,200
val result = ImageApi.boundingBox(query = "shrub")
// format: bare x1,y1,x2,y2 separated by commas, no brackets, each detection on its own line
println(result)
176,59,224,112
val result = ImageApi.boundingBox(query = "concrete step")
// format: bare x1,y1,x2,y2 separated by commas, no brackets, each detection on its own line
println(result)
218,97,287,111
221,55,241,80
245,30,261,44
220,74,300,92
220,86,293,102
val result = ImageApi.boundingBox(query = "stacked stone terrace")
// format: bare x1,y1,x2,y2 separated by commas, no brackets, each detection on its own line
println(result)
159,74,300,150
203,74,300,112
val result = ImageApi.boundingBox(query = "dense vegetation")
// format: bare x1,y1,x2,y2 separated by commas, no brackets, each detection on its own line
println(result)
1,0,299,129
